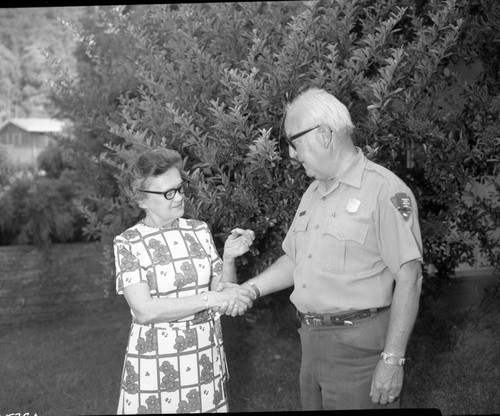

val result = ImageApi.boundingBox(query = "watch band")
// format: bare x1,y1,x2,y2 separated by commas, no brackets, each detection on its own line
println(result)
202,293,210,310
246,281,261,299
381,352,405,366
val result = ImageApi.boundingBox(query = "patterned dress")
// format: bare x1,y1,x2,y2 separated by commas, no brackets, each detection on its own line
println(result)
114,218,229,414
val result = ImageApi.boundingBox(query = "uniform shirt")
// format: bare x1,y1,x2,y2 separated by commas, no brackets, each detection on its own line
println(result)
282,148,423,314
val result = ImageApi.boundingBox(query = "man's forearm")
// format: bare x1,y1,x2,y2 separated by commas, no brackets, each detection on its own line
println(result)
383,260,423,357
245,254,295,297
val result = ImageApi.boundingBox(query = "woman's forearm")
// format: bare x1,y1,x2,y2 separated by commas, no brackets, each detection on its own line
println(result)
211,257,237,290
124,283,211,324
221,256,237,282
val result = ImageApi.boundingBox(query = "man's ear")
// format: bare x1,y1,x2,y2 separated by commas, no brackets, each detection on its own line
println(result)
319,125,333,148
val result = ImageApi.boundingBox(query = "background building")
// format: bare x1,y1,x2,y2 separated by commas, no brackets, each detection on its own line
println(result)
0,118,66,165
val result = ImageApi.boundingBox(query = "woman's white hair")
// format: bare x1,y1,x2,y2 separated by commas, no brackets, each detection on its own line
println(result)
285,88,354,138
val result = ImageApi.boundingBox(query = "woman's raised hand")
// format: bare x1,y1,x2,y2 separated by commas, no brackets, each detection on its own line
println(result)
223,228,255,260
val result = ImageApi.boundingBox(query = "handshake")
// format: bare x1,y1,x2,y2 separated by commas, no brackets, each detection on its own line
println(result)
205,281,258,317
204,227,258,316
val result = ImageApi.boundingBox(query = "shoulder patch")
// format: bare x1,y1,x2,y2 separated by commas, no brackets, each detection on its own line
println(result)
391,192,412,220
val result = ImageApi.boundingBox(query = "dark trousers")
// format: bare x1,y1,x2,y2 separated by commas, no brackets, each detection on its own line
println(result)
297,308,401,410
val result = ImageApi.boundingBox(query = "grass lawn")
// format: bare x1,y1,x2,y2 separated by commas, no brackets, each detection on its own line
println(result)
0,282,498,415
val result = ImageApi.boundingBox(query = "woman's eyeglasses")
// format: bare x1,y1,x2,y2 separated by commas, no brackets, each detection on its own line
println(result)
139,180,190,200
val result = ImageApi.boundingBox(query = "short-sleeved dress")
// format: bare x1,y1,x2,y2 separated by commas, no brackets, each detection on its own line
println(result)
114,218,229,414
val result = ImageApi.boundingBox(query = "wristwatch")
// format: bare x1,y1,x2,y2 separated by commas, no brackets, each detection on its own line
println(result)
202,293,210,310
380,352,405,366
248,282,261,299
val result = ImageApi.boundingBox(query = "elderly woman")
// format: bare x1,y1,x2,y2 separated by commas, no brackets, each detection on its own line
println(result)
114,147,255,414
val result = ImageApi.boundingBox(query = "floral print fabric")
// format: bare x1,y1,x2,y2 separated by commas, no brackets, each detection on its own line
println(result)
114,219,228,414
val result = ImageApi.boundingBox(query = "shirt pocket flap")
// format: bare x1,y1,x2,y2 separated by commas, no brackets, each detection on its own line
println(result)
325,219,369,244
292,213,311,233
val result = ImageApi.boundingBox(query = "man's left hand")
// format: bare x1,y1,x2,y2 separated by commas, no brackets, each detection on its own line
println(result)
370,360,404,405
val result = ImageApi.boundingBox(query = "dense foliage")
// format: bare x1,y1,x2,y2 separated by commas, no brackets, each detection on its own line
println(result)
0,7,93,246
0,7,87,121
3,1,499,301
0,147,88,246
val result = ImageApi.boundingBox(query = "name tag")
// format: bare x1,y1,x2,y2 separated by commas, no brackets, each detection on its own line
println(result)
346,198,361,213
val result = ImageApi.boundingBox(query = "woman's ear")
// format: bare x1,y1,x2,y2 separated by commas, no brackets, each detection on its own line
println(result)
137,197,148,210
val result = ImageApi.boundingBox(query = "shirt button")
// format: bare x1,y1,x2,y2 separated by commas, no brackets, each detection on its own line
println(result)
338,232,344,238
302,284,307,288
322,197,326,201
307,254,312,258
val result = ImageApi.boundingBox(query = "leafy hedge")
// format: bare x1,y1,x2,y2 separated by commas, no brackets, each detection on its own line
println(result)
39,0,500,299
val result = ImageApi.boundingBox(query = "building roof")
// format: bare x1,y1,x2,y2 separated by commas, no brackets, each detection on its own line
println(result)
0,118,66,134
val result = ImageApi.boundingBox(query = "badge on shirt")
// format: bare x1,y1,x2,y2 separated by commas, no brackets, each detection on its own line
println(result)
346,198,361,214
391,192,412,220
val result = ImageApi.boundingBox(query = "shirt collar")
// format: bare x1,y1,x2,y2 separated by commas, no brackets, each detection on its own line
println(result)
312,147,366,193
338,146,366,188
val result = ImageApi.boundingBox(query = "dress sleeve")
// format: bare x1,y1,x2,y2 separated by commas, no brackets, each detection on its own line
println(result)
205,226,223,281
114,236,148,295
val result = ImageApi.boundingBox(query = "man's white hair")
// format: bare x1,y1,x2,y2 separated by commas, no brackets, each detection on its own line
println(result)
285,88,354,138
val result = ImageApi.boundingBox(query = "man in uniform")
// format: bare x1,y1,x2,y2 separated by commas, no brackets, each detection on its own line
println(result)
241,87,423,410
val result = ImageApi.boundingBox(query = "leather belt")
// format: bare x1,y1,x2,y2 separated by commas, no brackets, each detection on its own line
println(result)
297,306,390,327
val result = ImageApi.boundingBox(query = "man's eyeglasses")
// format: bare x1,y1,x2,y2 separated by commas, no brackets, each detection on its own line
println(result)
139,180,189,200
285,125,320,150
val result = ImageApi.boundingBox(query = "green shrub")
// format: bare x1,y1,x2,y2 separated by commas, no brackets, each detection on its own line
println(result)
0,173,85,246
49,1,499,302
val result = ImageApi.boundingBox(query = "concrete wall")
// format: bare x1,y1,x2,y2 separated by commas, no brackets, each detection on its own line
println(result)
0,242,110,326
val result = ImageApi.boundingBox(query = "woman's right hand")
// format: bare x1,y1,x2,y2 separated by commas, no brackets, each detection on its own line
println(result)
205,284,254,316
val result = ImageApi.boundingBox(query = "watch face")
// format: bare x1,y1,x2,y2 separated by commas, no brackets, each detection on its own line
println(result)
381,352,405,366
